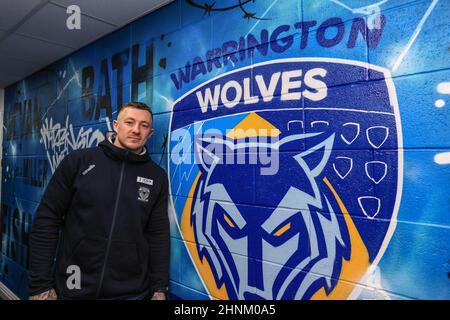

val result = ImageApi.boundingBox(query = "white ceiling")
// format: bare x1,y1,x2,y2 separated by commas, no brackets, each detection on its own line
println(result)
0,0,173,88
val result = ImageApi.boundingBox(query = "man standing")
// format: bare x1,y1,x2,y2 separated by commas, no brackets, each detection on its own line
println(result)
29,102,169,300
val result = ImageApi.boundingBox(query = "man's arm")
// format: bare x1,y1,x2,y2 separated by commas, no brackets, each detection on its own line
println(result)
29,154,77,298
145,171,170,299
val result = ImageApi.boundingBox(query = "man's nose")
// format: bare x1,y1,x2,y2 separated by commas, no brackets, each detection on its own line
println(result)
131,124,140,134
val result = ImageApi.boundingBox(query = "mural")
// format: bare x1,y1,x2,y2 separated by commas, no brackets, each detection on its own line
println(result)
169,58,402,299
1,0,449,300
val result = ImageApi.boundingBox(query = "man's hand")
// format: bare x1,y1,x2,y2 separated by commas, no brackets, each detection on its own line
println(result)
151,291,166,300
29,289,57,300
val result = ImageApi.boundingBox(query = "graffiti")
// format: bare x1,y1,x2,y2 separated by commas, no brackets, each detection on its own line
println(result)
2,0,449,301
6,97,43,140
169,58,402,299
186,0,270,21
170,16,386,89
330,0,387,29
3,159,48,188
39,115,111,173
194,67,327,113
159,133,169,166
435,81,450,108
434,152,450,165
391,0,439,71
0,202,32,270
81,42,154,120
433,81,449,164
191,133,351,299
353,266,392,299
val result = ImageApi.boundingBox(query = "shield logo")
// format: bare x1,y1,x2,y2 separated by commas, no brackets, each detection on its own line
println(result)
138,186,150,202
168,58,403,300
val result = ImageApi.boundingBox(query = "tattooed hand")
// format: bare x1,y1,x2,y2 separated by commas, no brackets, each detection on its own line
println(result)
29,289,57,300
151,291,166,300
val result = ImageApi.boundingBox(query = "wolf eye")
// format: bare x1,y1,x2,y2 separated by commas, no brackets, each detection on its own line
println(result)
223,213,236,228
273,222,291,237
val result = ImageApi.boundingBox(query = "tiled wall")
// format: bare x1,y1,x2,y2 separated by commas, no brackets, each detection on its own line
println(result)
1,0,449,300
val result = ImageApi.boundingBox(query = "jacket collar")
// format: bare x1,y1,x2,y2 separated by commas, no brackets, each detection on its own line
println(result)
99,131,151,163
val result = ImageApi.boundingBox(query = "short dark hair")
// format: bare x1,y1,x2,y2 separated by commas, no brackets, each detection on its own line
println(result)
119,101,153,119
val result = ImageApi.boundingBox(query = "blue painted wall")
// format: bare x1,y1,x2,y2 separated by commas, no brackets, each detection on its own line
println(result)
1,0,449,300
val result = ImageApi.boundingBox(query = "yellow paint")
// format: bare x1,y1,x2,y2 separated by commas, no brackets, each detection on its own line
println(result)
311,177,371,300
274,222,291,237
180,172,229,300
226,112,281,139
223,213,236,228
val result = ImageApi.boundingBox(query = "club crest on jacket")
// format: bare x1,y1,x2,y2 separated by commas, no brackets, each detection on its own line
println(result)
138,186,150,202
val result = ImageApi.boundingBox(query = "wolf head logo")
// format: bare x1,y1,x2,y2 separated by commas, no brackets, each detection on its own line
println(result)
191,132,351,299
170,59,402,300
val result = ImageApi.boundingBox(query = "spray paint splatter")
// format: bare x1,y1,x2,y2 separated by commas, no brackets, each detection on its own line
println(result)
435,82,450,108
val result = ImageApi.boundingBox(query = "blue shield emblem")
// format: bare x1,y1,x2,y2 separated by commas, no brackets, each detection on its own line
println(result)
168,58,402,300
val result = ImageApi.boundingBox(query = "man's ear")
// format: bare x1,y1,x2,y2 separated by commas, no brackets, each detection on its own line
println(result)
148,128,154,138
113,119,119,132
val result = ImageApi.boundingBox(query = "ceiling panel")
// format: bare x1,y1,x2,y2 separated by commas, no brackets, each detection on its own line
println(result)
0,34,73,66
0,0,173,88
0,73,23,88
0,0,42,30
16,2,115,49
0,54,43,76
0,55,43,88
52,0,172,26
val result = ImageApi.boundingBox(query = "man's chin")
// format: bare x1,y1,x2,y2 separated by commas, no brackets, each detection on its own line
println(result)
124,143,144,153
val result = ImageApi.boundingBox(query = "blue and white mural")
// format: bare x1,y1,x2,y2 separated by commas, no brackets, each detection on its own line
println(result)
1,0,449,300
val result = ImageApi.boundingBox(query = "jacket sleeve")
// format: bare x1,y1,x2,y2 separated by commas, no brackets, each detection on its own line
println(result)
28,154,78,296
145,170,170,293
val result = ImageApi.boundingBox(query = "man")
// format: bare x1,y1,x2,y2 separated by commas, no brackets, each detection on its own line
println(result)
29,102,170,300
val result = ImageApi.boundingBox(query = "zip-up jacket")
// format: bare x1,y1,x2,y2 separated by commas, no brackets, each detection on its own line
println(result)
29,133,170,299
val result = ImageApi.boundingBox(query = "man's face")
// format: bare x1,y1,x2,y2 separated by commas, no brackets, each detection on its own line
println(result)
113,107,154,153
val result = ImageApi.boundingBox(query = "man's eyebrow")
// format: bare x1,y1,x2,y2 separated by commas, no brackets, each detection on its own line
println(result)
123,117,150,124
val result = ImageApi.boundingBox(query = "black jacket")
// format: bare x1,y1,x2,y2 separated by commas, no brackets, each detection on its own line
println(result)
29,133,170,299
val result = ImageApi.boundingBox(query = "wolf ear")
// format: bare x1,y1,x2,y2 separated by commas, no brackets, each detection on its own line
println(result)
294,133,335,177
194,134,231,172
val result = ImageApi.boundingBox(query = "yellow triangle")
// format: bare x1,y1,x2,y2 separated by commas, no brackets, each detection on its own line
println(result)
226,112,281,140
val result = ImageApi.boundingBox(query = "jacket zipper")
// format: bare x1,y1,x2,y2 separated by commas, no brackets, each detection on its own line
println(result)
95,160,126,298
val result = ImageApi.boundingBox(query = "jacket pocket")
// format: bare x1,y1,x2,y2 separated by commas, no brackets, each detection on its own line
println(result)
100,241,148,298
108,241,143,280
58,237,106,298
